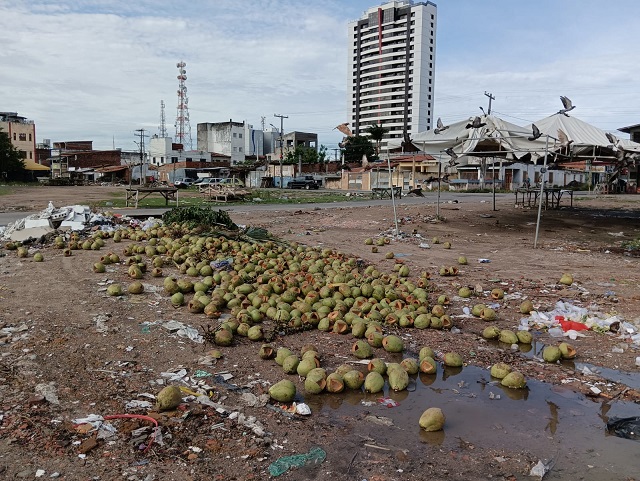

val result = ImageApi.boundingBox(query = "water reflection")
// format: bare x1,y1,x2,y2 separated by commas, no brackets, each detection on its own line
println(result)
546,400,559,435
419,428,446,446
442,365,463,381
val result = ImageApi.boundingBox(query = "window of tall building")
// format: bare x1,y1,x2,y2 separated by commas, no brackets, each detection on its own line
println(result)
19,133,26,141
13,133,16,140
29,151,33,159
171,157,178,163
29,133,32,141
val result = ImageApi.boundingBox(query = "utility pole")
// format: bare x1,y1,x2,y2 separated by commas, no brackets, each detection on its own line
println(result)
134,128,148,186
332,148,340,162
484,91,495,115
274,113,288,188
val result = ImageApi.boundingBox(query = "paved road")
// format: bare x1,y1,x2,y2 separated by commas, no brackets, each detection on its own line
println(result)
0,191,517,227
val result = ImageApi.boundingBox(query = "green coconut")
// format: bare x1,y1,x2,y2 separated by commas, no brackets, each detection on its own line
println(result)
501,371,527,389
247,325,263,341
106,284,123,296
471,304,486,317
520,300,534,314
413,314,430,329
334,364,353,377
93,262,106,273
297,358,319,377
214,329,233,346
382,335,404,353
171,292,184,307
33,252,44,262
458,256,468,265
419,407,445,432
352,340,373,359
432,304,446,317
559,342,577,359
156,385,183,411
304,368,327,394
400,357,419,375
458,287,472,298
325,373,345,393
542,345,562,363
559,273,574,286
388,368,409,391
443,352,463,367
259,344,275,360
499,329,518,345
351,321,367,338
419,347,436,362
480,307,497,321
398,265,410,277
419,356,437,374
482,326,501,340
282,355,301,374
343,370,365,390
269,379,296,403
490,362,512,379
443,241,451,249
516,330,533,344
364,371,385,393
128,281,144,294
364,238,374,245
367,331,384,348
236,323,250,337
275,347,293,366
188,298,205,314
300,344,318,356
368,358,387,376
17,246,29,258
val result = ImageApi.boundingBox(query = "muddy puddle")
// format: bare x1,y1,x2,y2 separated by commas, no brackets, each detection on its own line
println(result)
304,363,640,480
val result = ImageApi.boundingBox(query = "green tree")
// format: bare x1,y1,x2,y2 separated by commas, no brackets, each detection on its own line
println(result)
0,128,25,180
341,135,375,163
284,145,328,165
365,123,389,157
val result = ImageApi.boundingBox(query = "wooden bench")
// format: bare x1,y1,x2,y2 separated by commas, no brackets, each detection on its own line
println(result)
201,185,249,203
371,187,402,199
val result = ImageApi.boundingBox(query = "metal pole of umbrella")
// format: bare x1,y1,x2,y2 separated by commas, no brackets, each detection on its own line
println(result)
436,153,442,219
534,135,550,248
387,150,400,238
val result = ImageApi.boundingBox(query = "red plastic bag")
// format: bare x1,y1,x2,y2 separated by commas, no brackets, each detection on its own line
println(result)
556,315,589,332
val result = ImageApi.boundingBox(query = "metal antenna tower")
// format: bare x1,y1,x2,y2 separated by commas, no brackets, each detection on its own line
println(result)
175,61,192,149
159,100,167,137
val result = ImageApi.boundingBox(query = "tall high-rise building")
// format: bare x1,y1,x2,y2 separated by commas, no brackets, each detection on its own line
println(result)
348,1,437,147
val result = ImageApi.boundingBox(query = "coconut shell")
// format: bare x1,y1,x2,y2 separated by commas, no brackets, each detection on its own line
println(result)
501,371,527,389
297,358,319,377
490,288,504,300
559,342,576,359
419,356,437,374
247,325,263,341
275,348,293,366
128,281,144,294
542,345,562,363
471,304,486,317
382,335,404,353
419,347,436,362
352,340,373,359
490,362,512,379
388,368,409,391
414,314,431,329
156,385,183,411
304,368,327,394
559,274,573,286
364,371,385,393
499,329,518,345
400,358,419,375
480,308,497,321
343,370,365,389
325,373,345,393
519,300,534,314
482,326,500,340
282,355,300,374
107,284,123,296
367,331,384,348
419,407,445,431
269,379,296,403
259,344,275,360
516,330,533,344
443,352,463,367
458,287,471,298
351,321,367,338
334,364,353,377
214,329,233,346
367,358,387,375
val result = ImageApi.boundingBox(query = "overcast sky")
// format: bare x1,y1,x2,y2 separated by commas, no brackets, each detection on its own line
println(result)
2,0,640,152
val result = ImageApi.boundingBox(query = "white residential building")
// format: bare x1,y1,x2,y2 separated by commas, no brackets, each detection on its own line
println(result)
148,136,211,166
348,1,437,146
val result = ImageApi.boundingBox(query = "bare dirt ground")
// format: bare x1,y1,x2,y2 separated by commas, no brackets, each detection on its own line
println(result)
1,186,640,481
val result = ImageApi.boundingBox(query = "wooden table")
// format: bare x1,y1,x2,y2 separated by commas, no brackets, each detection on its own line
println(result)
125,187,178,208
514,188,573,209
371,187,402,199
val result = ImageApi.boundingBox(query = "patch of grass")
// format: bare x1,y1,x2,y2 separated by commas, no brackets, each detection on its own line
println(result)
621,237,640,251
0,185,12,196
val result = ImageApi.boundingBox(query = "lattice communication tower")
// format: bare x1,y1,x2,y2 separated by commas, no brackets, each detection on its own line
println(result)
174,61,192,149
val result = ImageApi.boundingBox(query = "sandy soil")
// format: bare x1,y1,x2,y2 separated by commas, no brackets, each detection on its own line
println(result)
1,186,639,481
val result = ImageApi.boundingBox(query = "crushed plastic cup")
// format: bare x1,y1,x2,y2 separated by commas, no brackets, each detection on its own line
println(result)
548,327,564,338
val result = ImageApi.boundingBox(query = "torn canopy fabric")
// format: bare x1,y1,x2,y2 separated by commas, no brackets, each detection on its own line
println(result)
387,115,548,162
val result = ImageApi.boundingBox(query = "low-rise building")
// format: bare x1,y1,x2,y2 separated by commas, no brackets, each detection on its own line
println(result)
0,112,36,162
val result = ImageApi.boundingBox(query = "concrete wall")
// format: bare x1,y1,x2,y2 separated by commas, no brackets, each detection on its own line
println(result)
149,136,211,166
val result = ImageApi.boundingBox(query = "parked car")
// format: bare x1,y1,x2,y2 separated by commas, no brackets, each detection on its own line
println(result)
287,176,320,189
173,178,196,188
194,177,223,187
218,178,245,188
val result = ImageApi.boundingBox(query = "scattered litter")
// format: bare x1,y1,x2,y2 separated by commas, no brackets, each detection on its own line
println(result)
365,415,395,427
125,400,154,410
529,459,551,479
606,416,640,440
489,392,501,400
35,469,45,477
35,382,60,405
268,447,326,477
295,403,311,416
478,258,491,263
241,392,269,408
162,320,204,343
377,397,400,408
419,242,431,249
94,314,111,333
